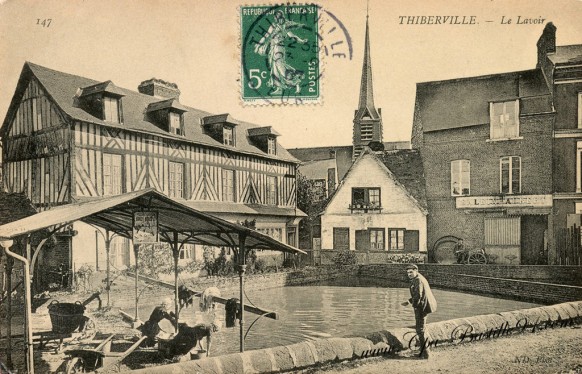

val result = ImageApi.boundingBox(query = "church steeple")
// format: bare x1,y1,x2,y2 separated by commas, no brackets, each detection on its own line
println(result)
353,11,383,160
358,15,377,116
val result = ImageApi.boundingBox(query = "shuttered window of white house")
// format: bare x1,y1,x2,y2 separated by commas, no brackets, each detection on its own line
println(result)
484,217,520,246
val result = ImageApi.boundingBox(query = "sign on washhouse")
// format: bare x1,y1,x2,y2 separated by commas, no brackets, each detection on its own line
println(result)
133,211,159,244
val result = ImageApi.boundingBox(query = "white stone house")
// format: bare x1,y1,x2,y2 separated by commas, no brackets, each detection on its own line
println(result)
320,148,427,253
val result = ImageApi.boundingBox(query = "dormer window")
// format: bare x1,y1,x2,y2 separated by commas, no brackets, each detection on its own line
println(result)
248,126,280,155
146,99,187,136
169,112,182,135
201,114,238,146
267,137,276,155
104,96,120,123
78,81,125,124
223,126,234,146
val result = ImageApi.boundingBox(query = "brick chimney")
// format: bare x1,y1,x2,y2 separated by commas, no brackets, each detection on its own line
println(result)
536,22,556,69
138,78,180,100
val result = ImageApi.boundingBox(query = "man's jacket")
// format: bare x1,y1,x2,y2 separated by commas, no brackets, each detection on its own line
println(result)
409,273,437,315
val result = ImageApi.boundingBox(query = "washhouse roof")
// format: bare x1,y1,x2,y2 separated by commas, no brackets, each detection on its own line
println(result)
0,188,306,254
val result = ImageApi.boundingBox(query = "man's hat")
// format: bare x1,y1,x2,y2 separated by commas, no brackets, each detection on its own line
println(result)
406,264,418,271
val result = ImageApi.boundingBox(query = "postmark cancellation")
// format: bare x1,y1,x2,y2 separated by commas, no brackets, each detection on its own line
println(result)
240,4,321,105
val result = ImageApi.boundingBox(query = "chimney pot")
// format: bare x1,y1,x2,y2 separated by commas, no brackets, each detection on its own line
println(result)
138,78,181,100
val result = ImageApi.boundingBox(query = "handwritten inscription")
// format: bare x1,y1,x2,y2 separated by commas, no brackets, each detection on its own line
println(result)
36,18,52,27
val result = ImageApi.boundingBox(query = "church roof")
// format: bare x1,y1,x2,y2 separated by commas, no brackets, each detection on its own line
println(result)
355,17,381,121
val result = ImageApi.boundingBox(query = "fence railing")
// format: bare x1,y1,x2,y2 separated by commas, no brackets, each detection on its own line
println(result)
556,225,582,266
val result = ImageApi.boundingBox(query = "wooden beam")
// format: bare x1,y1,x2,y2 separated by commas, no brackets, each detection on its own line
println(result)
128,273,278,320
193,290,279,320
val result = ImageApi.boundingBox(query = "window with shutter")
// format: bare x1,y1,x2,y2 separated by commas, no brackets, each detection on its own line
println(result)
103,153,123,196
222,169,235,202
355,230,369,251
404,230,420,251
169,161,184,198
333,228,350,250
103,96,120,123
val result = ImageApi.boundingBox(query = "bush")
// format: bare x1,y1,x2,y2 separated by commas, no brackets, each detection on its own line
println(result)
282,257,296,269
331,251,358,267
254,258,267,273
385,253,425,264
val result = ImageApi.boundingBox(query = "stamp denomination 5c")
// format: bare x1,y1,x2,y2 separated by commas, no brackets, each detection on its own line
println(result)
241,4,320,105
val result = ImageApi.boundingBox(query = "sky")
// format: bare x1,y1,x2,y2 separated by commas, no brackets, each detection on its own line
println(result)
0,0,581,149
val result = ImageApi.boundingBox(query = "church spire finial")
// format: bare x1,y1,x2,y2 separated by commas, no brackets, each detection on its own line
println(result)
358,9,376,113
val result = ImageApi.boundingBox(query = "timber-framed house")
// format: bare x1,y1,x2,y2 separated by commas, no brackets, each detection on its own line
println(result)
1,62,304,281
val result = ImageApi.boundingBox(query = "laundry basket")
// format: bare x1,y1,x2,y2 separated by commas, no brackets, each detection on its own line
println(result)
47,300,86,334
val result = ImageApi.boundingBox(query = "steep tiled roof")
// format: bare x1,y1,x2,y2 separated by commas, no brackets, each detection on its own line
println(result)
288,141,411,181
298,158,337,180
3,62,298,163
378,149,426,210
548,45,582,65
415,69,552,133
323,148,426,214
288,145,353,180
0,192,37,225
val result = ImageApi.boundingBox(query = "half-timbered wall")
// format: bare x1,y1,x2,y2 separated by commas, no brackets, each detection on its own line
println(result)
73,122,297,207
2,78,71,207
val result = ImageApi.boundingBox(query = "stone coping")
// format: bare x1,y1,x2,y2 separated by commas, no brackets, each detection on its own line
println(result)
130,300,582,374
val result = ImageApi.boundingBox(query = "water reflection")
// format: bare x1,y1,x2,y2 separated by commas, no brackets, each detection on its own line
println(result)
143,277,539,357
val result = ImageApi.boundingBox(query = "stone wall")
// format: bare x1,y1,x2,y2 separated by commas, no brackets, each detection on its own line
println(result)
127,266,350,296
358,264,582,304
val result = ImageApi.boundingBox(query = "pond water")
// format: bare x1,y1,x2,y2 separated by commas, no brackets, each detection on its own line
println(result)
149,277,539,357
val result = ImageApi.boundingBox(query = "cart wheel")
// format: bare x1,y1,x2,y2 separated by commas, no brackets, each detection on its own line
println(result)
65,357,85,374
468,252,487,264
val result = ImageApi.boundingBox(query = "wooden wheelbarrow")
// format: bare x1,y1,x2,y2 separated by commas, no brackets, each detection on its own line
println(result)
37,291,102,353
63,334,148,373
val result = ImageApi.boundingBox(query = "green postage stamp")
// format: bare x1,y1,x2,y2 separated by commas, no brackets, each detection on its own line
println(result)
240,4,320,104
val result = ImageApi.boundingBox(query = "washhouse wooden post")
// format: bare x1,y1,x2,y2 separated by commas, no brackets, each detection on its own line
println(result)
1,238,34,374
104,231,113,307
3,249,14,369
133,243,140,321
238,233,247,353
172,231,180,332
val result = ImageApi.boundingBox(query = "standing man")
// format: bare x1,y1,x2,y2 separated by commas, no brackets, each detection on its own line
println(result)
402,264,437,358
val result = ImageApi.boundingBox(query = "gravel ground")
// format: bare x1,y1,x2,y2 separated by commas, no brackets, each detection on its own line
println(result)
301,325,582,374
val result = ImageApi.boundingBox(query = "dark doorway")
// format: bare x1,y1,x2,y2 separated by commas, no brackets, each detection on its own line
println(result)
521,215,547,265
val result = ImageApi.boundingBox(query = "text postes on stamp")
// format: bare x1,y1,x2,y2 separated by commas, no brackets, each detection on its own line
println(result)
241,4,320,105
